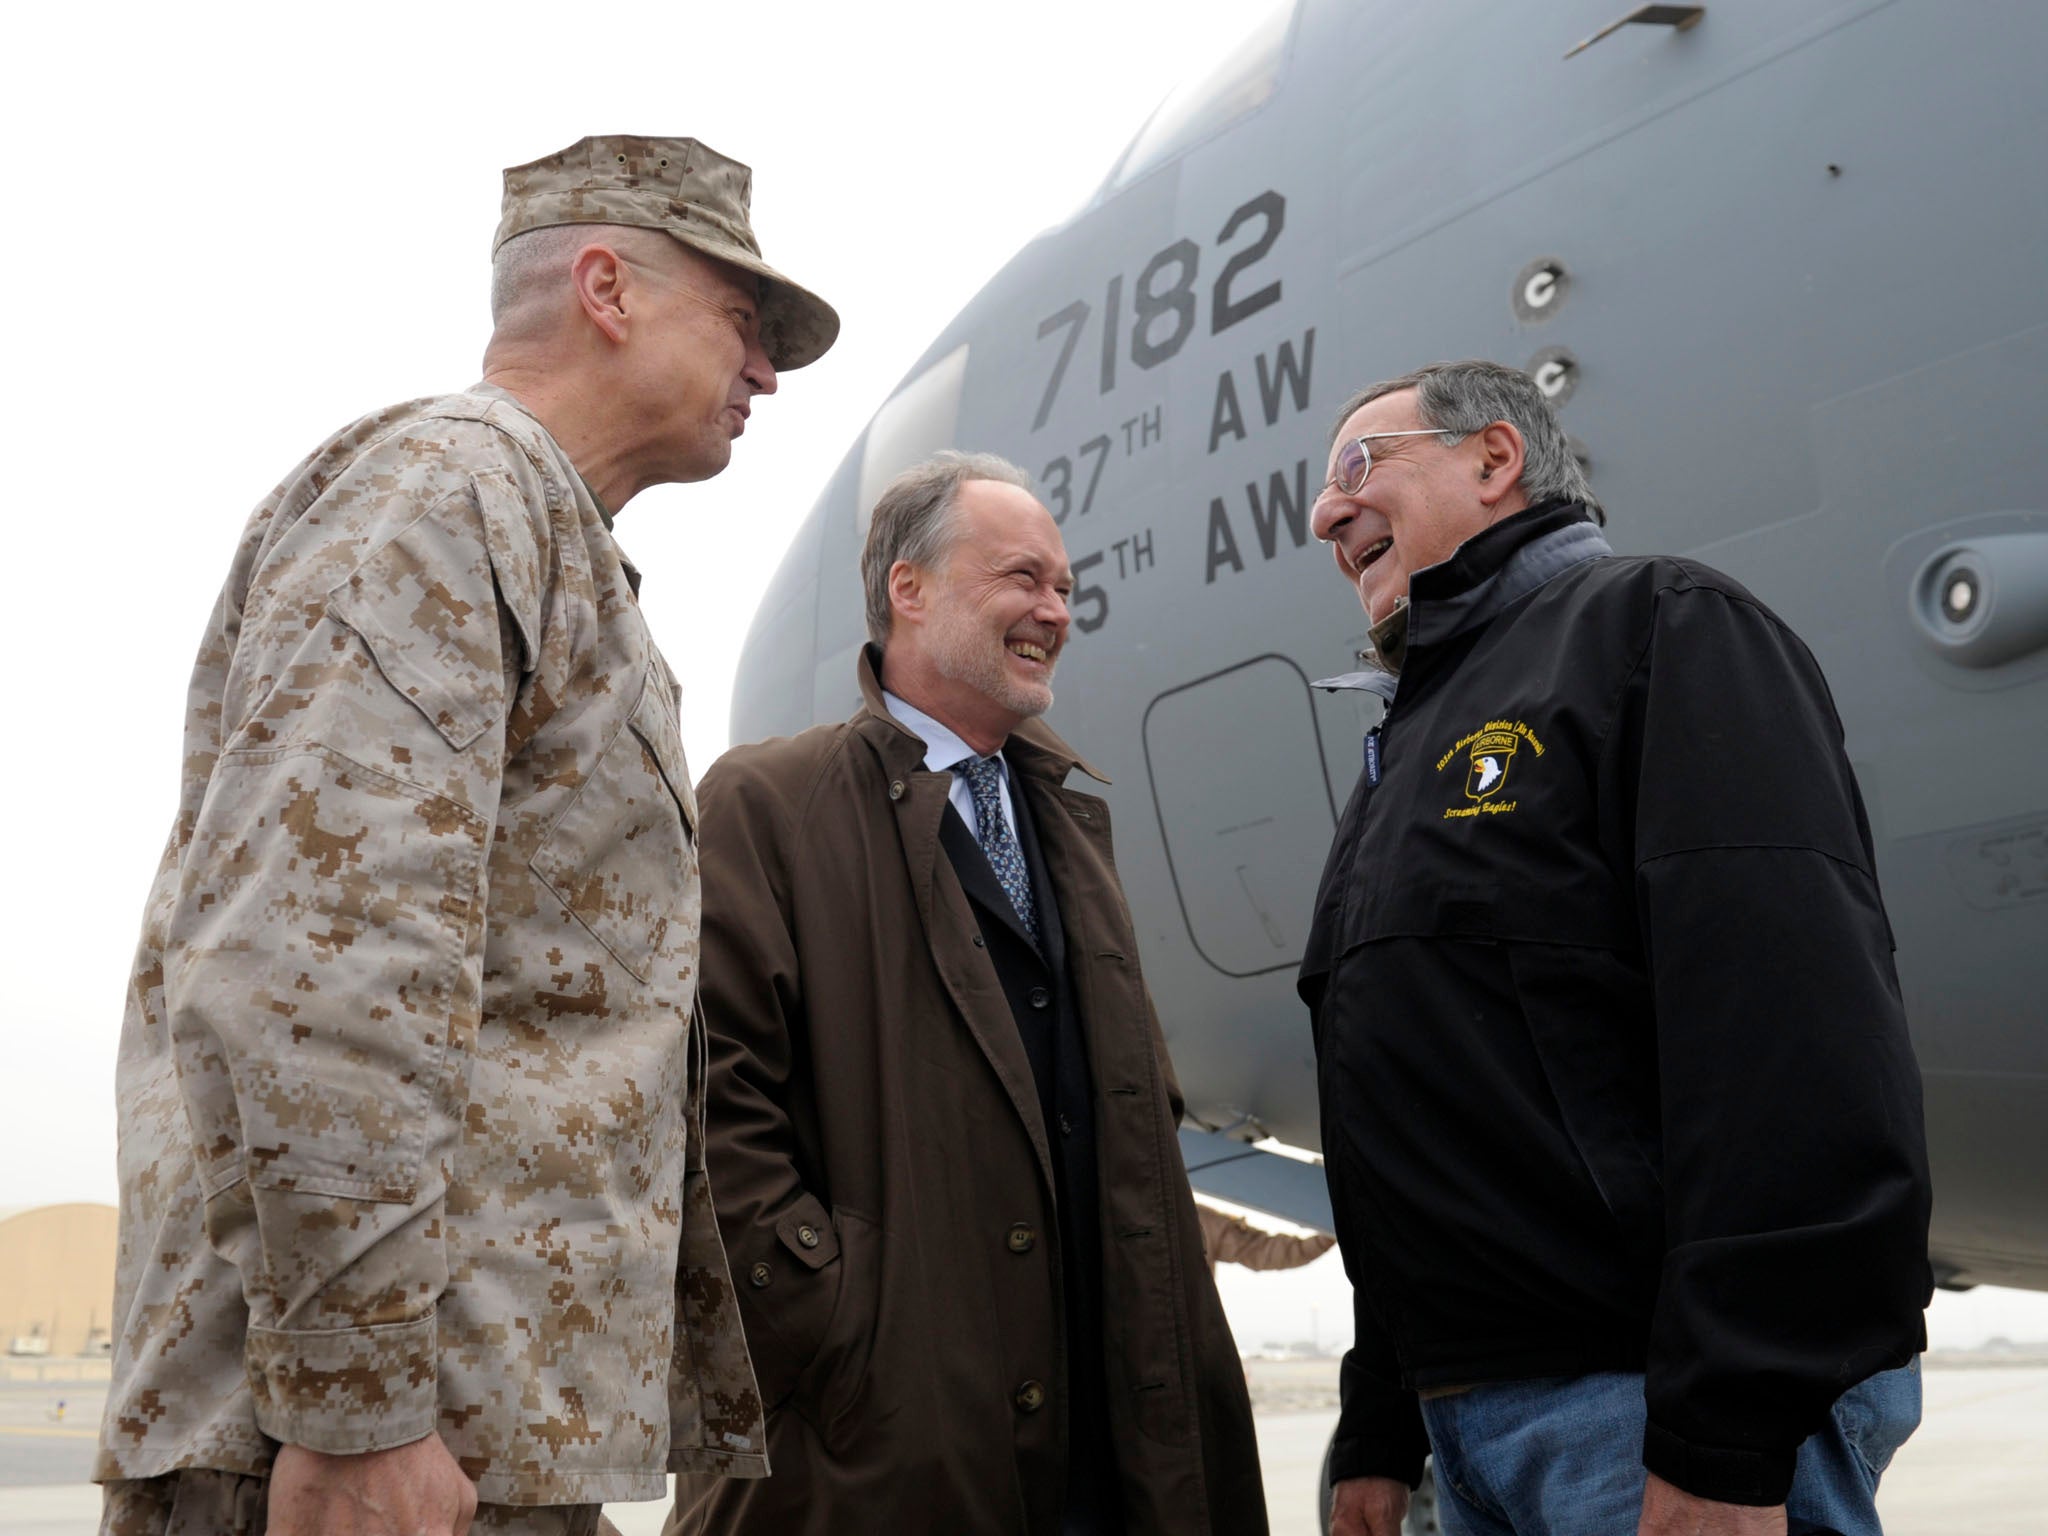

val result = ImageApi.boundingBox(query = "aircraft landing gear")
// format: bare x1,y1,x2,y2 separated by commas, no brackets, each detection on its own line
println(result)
1317,1432,1442,1535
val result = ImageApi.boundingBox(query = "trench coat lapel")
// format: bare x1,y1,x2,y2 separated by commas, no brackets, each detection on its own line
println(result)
1005,725,1141,1103
849,645,1119,1199
891,763,1056,1186
848,660,1057,1196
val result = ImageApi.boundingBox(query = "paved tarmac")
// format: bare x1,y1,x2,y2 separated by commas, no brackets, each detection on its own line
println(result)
6,1364,2044,1534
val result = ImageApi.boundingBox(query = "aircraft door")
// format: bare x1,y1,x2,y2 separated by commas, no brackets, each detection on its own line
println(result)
1142,653,1339,978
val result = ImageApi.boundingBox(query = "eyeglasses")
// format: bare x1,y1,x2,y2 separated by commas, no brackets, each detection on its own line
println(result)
1322,430,1457,497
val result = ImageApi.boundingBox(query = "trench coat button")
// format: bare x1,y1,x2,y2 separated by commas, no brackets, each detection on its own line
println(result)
797,1224,820,1249
889,779,906,800
972,934,986,948
1007,1222,1036,1254
1028,986,1050,1009
749,1261,772,1288
1014,1379,1046,1413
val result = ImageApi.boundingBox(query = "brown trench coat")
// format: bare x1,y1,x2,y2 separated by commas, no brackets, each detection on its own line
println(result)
668,649,1265,1536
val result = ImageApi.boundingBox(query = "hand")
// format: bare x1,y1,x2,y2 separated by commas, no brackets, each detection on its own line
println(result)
1637,1471,1787,1536
1331,1474,1411,1536
269,1433,478,1536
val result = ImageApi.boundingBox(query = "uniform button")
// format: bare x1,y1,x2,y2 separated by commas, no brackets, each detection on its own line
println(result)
889,779,906,800
1014,1379,1046,1413
1007,1222,1036,1254
749,1261,772,1288
797,1224,820,1249
1029,987,1050,1009
1058,1113,1073,1137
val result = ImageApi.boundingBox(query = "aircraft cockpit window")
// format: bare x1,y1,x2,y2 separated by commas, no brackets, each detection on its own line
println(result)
856,343,971,536
1106,2,1294,193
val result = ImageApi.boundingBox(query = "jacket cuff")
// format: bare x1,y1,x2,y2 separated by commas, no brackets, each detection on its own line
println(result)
246,1312,439,1453
1328,1431,1428,1491
1642,1418,1796,1506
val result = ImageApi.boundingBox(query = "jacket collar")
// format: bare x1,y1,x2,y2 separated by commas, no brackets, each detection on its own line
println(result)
1406,499,1610,651
1311,501,1608,699
853,643,1111,787
465,380,639,590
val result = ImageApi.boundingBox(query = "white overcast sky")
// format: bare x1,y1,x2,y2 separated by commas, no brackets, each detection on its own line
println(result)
4,0,2041,1352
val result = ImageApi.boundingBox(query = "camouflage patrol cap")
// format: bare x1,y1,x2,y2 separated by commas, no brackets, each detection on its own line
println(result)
495,134,839,370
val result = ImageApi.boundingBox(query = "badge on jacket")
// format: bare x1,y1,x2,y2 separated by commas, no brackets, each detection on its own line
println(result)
1437,718,1545,819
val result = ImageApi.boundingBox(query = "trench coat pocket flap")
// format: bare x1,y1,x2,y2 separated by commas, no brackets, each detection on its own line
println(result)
775,1207,841,1270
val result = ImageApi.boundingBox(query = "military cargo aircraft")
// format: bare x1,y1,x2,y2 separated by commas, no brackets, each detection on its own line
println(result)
733,0,2048,1518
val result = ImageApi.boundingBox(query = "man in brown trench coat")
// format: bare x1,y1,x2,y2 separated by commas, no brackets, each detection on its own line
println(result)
668,453,1266,1535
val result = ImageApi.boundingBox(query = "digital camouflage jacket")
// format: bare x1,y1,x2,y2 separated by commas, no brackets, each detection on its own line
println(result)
97,386,767,1505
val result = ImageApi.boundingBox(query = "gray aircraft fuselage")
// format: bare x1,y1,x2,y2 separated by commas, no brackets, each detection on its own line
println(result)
733,0,2048,1291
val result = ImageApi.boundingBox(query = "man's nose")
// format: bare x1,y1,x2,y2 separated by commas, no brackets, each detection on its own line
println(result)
746,339,778,397
1039,586,1071,633
1310,490,1352,543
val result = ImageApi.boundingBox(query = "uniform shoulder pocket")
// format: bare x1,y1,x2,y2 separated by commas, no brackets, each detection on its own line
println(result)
469,468,546,675
326,492,509,752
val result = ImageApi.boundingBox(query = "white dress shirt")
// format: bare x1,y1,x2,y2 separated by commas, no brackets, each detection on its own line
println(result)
881,690,1019,843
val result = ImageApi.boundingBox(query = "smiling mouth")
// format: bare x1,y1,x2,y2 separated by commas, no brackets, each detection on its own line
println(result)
1007,640,1052,666
1354,536,1393,572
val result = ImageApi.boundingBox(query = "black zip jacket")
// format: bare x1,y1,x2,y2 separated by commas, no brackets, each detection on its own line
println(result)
1299,502,1932,1506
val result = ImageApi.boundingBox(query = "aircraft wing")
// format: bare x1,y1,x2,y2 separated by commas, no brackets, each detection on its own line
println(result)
1179,1128,1333,1234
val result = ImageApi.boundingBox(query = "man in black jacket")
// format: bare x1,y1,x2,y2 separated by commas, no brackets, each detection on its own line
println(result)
1300,360,1931,1536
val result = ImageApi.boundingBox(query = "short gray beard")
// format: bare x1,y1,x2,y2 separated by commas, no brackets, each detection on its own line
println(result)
927,601,1054,722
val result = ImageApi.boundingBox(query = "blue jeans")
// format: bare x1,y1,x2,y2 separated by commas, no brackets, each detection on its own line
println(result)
1418,1361,1921,1536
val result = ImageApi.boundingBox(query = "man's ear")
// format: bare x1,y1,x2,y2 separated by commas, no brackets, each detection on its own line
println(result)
887,559,926,630
569,242,632,344
1475,420,1526,508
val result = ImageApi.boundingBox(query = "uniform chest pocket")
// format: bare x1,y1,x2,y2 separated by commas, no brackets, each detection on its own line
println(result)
531,670,698,983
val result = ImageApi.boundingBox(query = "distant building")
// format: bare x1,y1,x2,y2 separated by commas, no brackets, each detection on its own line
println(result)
0,1203,118,1357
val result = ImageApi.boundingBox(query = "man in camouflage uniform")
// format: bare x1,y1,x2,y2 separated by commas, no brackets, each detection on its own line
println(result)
96,135,838,1536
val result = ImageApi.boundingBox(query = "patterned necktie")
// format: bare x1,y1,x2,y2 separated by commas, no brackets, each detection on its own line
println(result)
959,755,1040,945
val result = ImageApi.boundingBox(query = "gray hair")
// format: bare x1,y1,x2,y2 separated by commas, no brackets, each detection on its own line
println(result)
861,450,1034,645
1330,359,1599,521
489,223,674,331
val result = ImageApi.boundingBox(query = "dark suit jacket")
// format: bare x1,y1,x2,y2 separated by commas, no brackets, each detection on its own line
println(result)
940,786,1115,1529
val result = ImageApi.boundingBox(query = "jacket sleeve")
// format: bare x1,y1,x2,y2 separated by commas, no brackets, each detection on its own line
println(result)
1199,1207,1336,1272
695,757,843,1411
1616,583,1932,1505
1328,1285,1430,1490
162,478,527,1453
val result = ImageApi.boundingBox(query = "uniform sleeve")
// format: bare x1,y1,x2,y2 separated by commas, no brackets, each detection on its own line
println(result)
1328,1286,1430,1490
163,476,530,1454
695,758,844,1412
1616,584,1931,1504
1199,1207,1336,1271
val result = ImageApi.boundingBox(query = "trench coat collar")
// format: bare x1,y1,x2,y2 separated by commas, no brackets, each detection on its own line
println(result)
854,643,1111,788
